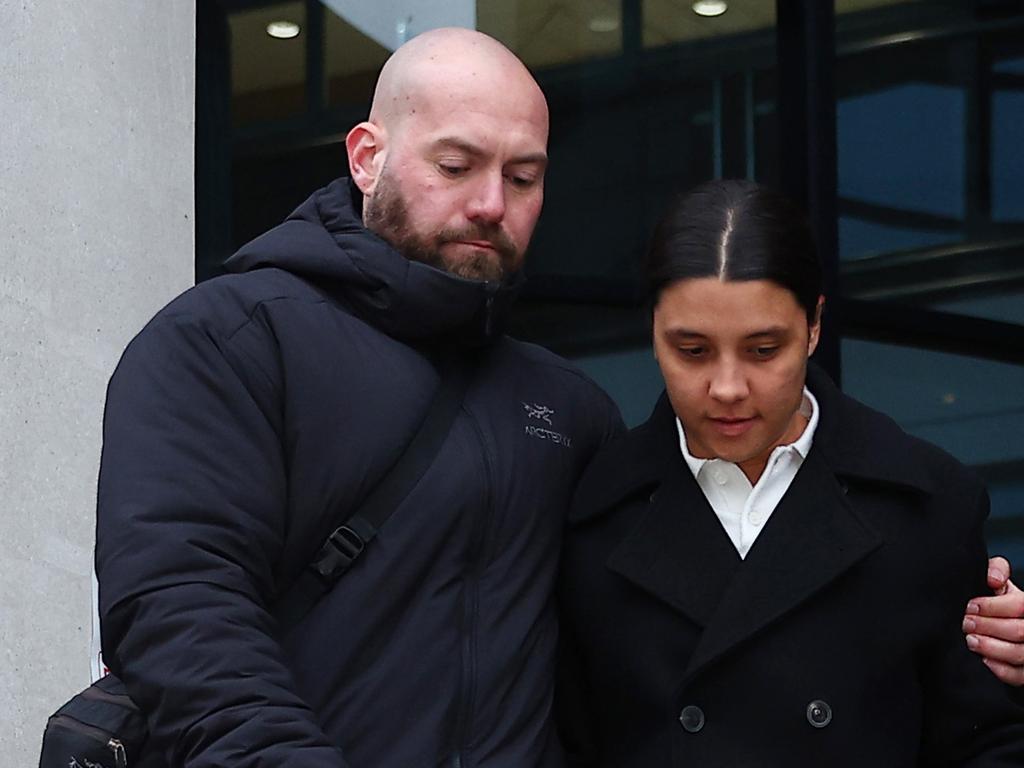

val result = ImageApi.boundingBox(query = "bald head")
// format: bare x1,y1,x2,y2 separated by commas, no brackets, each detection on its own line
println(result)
346,28,549,282
368,28,547,138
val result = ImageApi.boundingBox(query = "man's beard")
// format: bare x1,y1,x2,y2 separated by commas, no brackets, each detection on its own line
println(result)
363,171,520,282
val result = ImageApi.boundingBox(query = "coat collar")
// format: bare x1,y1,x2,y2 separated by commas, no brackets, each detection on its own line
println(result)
805,363,934,496
574,362,934,681
569,361,933,526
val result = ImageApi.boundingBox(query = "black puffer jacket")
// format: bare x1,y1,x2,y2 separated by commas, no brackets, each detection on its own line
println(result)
96,178,622,768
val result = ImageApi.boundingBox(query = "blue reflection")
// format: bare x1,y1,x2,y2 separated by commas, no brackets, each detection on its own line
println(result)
993,90,1024,222
838,216,957,260
838,83,965,219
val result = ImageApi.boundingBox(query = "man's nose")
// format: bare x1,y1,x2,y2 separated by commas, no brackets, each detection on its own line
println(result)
708,360,749,403
465,171,506,223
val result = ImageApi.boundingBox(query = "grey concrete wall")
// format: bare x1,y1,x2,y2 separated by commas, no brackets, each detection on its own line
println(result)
0,1,195,760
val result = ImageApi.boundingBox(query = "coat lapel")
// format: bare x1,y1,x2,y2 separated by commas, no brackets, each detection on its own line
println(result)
606,436,742,629
682,447,882,681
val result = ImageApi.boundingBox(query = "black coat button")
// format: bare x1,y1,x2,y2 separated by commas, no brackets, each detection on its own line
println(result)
806,699,832,728
679,705,705,733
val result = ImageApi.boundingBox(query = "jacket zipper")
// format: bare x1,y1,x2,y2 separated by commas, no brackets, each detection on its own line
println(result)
451,416,495,768
48,714,129,767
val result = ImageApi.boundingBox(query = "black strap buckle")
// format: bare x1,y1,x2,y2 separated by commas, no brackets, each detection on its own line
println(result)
311,525,366,582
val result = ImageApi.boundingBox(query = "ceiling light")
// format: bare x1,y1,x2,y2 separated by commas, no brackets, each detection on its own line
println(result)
266,20,301,39
692,1,728,17
942,392,957,405
589,16,620,33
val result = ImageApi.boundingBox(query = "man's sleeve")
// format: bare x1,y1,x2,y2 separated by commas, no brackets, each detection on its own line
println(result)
920,483,1024,766
96,313,350,768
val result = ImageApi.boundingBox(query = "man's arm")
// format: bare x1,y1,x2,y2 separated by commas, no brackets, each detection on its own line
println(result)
965,556,1024,687
920,489,1024,765
96,312,350,768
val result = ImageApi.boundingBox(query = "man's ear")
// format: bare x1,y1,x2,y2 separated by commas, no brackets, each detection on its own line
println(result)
346,122,386,195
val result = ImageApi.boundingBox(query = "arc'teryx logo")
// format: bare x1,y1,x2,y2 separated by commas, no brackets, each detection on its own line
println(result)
522,402,572,448
523,402,555,424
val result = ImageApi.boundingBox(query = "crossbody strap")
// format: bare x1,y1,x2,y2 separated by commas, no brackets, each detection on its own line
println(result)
273,349,473,630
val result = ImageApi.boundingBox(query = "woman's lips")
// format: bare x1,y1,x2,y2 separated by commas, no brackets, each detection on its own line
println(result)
708,416,757,437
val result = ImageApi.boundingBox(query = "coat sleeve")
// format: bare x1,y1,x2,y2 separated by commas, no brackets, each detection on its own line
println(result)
919,480,1024,766
95,311,351,768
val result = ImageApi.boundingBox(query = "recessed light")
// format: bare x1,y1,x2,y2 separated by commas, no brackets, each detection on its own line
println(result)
692,1,728,17
942,392,957,405
266,20,301,39
589,16,620,33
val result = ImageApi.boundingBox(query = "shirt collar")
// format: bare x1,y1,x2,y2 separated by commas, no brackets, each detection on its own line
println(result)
676,387,820,480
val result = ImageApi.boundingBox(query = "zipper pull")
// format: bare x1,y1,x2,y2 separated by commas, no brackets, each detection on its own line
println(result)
109,738,128,768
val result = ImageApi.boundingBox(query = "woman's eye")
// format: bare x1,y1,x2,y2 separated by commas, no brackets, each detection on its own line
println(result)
505,173,535,188
679,347,705,358
753,346,779,358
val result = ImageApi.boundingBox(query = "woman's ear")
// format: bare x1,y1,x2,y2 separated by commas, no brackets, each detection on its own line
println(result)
807,295,825,355
346,121,387,195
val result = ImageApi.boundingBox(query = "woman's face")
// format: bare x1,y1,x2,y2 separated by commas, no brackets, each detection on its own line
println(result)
653,277,822,483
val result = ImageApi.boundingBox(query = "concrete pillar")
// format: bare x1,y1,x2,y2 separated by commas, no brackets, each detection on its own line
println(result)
0,2,196,761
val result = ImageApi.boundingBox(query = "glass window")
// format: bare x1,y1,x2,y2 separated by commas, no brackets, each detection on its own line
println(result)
324,10,389,110
842,339,1024,567
992,87,1024,223
479,0,622,68
643,0,774,49
230,2,307,126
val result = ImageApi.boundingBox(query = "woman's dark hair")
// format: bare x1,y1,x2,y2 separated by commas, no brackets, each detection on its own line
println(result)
645,179,823,323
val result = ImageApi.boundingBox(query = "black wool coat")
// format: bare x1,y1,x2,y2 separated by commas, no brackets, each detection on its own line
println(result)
558,365,1024,767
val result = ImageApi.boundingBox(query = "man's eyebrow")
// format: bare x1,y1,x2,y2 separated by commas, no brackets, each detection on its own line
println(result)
432,136,547,166
433,137,485,157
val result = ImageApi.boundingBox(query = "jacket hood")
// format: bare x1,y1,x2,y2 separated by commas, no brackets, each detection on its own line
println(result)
224,177,523,345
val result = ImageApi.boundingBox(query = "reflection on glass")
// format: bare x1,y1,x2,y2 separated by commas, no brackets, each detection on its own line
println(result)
992,90,1024,223
230,1,307,125
842,340,1024,564
929,293,1024,327
477,0,621,68
838,217,957,261
838,84,965,221
324,9,389,109
842,340,1024,467
642,0,774,49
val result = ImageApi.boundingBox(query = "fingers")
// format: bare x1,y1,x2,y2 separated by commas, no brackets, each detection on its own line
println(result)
966,580,1024,619
987,556,1012,592
963,614,1024,644
978,656,1024,687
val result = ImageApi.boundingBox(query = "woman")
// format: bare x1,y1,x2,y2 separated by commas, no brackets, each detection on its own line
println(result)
558,179,1024,766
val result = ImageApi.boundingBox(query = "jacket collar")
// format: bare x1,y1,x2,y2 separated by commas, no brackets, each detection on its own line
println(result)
224,178,523,346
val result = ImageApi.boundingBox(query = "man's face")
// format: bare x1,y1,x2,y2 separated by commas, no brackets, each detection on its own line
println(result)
362,79,547,282
652,277,821,483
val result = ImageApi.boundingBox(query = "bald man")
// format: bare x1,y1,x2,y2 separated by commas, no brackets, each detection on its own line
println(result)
95,28,620,768
94,27,1022,768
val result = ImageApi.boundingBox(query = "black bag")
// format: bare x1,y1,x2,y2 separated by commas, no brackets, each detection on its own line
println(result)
40,352,472,767
39,675,141,768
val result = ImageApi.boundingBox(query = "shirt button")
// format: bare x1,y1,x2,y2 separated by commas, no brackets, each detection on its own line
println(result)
713,471,727,485
806,699,832,728
679,705,705,733
749,508,764,525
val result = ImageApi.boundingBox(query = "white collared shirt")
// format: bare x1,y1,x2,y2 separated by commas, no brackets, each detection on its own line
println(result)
675,388,819,559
